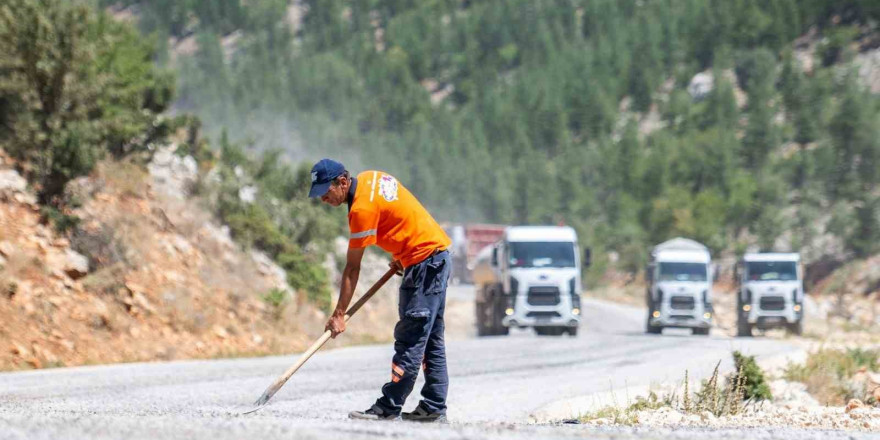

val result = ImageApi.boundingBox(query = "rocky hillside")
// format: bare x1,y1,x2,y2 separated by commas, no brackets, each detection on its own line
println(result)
0,148,400,371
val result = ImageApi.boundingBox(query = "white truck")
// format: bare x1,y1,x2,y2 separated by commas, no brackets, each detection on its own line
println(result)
735,253,804,337
472,226,589,337
645,238,714,335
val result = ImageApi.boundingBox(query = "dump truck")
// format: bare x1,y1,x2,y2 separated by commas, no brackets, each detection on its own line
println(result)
645,238,714,335
445,224,507,285
472,226,590,337
735,253,804,336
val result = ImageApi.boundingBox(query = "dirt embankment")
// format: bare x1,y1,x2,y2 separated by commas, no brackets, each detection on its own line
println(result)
0,149,400,371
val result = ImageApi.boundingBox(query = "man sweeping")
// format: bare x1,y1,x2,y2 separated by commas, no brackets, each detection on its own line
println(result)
309,159,452,422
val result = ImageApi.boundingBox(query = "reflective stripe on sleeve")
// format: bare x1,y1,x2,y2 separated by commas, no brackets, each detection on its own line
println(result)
350,229,377,239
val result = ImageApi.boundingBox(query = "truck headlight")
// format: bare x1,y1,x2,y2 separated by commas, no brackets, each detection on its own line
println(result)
793,304,801,312
743,305,751,312
652,311,660,318
505,308,514,316
572,308,580,316
703,312,711,319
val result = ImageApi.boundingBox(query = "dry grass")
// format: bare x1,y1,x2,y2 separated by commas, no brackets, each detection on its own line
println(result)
579,352,761,425
784,348,880,406
0,248,45,287
99,160,149,199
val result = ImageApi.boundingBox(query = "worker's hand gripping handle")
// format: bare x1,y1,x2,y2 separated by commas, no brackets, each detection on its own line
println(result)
250,267,398,409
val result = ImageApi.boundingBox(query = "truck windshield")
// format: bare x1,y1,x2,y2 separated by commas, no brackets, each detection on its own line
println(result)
746,261,797,281
658,263,707,282
509,242,575,268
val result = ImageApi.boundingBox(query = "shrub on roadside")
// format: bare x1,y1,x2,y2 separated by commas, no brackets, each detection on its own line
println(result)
731,351,772,401
205,138,345,310
785,348,880,406
579,351,771,425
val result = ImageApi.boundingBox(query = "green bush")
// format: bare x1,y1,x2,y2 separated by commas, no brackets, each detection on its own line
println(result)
731,351,772,401
207,139,344,310
0,1,173,205
39,206,81,234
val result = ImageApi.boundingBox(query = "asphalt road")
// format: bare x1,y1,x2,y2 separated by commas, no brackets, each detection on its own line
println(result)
0,286,868,440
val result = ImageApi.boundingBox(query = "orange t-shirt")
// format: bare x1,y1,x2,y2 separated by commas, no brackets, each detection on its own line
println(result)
348,170,451,267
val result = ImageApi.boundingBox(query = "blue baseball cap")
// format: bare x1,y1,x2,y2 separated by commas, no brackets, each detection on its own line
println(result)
308,159,346,198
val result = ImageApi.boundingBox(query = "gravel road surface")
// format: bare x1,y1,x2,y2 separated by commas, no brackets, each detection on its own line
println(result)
1,286,875,440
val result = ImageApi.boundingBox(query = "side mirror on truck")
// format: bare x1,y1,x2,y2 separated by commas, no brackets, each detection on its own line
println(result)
645,263,654,283
491,247,498,266
583,247,592,268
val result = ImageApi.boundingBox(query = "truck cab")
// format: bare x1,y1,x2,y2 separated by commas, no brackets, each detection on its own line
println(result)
646,238,714,335
735,253,804,336
473,226,589,337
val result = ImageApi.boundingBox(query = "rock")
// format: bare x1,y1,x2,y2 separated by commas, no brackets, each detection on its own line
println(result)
171,234,192,254
250,250,294,296
64,176,104,203
12,191,36,205
10,341,30,357
61,249,89,279
238,185,258,203
212,325,228,339
687,72,714,100
0,169,27,194
770,379,821,409
855,48,880,94
848,408,868,420
0,241,14,257
845,399,864,413
147,145,198,200
700,411,716,422
132,292,156,314
199,223,235,251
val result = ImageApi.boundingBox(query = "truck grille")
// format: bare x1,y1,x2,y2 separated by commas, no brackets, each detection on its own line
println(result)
527,286,560,306
670,296,695,310
526,311,561,319
760,296,786,311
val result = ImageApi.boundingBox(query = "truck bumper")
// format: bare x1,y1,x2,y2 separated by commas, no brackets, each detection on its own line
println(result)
503,311,579,328
746,311,799,328
650,316,711,329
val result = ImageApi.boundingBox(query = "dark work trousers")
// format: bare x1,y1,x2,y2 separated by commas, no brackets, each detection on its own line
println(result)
374,250,450,415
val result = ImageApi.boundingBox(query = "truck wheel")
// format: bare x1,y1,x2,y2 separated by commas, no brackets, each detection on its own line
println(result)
787,320,803,336
646,312,662,334
693,327,710,336
567,326,578,337
736,320,752,337
493,297,509,336
476,302,490,337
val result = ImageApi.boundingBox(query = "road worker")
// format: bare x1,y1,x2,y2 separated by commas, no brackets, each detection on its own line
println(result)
309,158,451,422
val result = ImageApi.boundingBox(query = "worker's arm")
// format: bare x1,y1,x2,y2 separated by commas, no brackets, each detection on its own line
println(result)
325,246,366,338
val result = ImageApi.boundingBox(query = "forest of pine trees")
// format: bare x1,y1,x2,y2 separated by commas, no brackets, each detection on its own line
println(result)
94,0,880,277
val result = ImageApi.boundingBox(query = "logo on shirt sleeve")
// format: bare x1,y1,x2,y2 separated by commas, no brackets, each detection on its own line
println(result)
378,175,399,202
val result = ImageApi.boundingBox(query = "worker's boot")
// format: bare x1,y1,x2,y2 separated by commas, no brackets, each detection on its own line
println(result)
349,404,399,421
402,403,447,423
